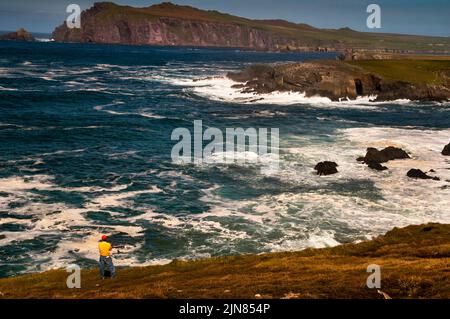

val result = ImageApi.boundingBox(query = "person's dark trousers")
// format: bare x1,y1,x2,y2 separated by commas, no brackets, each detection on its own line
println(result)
99,256,115,278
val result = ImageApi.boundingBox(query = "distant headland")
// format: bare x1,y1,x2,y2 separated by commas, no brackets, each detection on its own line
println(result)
52,2,450,53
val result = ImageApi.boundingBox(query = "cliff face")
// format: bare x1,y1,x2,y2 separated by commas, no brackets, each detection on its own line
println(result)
52,2,325,50
52,2,450,52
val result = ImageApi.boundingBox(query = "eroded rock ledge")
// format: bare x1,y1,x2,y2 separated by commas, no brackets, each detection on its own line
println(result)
227,60,450,102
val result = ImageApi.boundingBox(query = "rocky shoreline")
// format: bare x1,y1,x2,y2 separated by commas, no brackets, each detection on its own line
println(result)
227,59,450,102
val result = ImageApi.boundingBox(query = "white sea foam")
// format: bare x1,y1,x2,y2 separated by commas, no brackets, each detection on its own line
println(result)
35,38,53,43
94,103,167,119
3,59,450,272
190,126,450,253
0,86,18,91
0,173,170,269
159,75,416,108
40,76,56,81
3,124,449,271
137,111,167,119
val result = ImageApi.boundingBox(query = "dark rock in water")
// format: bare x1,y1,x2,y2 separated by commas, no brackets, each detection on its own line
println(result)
442,143,450,156
360,146,410,164
368,162,388,171
314,161,338,176
407,169,429,179
407,169,440,181
0,28,35,41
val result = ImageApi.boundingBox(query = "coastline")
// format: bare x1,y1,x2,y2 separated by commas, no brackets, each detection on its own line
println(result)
226,57,450,102
51,2,450,54
1,0,450,307
1,223,449,299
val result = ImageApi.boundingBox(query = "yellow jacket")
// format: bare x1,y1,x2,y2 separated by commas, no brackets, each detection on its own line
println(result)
98,241,112,257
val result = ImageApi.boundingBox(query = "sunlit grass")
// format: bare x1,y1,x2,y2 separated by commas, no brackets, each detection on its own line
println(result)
349,59,450,85
0,223,449,299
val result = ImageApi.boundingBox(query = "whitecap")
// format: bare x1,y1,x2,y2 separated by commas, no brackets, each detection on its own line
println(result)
165,76,411,109
0,86,18,91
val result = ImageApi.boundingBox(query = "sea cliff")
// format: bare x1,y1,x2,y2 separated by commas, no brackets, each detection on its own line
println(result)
52,2,450,53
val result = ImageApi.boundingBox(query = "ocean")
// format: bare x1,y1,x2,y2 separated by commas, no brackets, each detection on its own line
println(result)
0,41,449,278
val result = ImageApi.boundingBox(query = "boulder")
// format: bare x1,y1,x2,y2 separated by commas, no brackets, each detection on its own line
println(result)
360,147,410,164
368,162,388,171
314,161,338,176
442,143,450,156
407,169,440,181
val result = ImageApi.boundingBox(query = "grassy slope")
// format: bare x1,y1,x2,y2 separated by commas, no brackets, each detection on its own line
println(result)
0,223,449,299
348,58,450,85
82,2,450,51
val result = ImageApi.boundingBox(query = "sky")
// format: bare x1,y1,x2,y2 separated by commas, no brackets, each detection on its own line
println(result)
0,0,448,36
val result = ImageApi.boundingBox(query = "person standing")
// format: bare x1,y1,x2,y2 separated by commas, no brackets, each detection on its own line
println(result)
98,235,115,279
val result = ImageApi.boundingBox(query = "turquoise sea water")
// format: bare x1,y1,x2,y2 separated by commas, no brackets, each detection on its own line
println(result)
1,41,449,277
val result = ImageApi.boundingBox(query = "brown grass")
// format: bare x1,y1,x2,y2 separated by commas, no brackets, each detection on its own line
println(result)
0,223,449,299
348,59,450,85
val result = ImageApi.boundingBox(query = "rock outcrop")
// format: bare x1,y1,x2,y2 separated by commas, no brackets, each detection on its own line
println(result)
359,147,410,164
228,61,382,100
0,28,35,41
355,147,409,171
367,162,388,171
227,61,450,102
442,143,450,156
407,169,440,181
314,161,338,176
